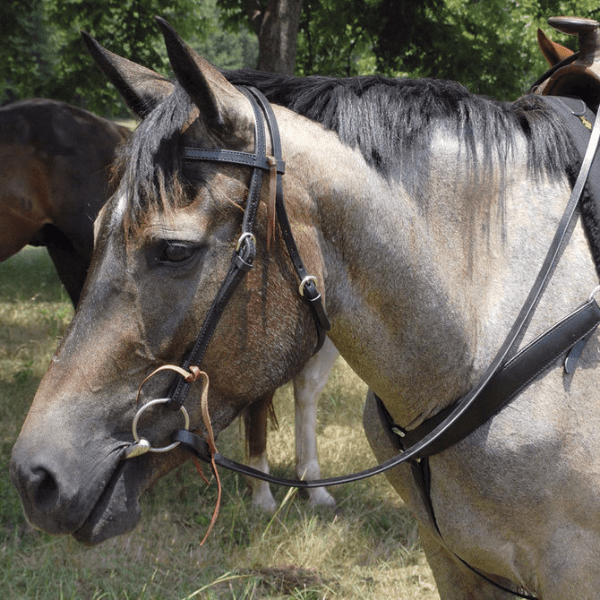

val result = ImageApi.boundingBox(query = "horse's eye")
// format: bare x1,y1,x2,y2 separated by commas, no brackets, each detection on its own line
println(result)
157,241,198,265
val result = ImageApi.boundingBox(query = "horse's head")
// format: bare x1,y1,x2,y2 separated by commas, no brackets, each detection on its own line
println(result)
10,19,325,544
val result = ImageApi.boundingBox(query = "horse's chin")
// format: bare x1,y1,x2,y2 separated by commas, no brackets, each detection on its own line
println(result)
72,459,144,545
71,448,189,545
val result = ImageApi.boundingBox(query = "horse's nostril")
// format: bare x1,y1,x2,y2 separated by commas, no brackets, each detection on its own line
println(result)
32,468,60,514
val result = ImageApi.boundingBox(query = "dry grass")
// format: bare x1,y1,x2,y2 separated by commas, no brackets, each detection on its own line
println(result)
0,247,438,599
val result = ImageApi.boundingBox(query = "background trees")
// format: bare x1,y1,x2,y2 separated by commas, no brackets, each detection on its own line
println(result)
2,0,600,115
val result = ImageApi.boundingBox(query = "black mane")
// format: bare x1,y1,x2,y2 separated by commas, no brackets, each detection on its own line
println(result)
225,69,578,185
118,71,582,236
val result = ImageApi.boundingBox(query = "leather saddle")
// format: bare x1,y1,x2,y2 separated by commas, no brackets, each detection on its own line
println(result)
534,16,600,112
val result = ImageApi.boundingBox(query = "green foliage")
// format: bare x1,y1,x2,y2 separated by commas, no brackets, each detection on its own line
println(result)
4,0,600,113
1,0,257,116
43,0,200,116
398,0,600,99
296,0,383,77
0,0,57,103
295,0,600,99
185,0,258,70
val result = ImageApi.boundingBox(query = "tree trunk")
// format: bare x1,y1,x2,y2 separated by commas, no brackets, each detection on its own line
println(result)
245,0,303,75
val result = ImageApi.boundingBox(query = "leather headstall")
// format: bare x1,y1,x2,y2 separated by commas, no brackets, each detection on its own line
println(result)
174,95,600,498
165,86,330,413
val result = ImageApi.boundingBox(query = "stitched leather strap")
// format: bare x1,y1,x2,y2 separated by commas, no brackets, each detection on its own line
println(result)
182,147,285,174
384,297,600,451
167,87,269,410
167,86,329,410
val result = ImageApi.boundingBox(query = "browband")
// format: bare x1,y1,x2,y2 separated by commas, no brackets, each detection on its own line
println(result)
182,147,285,175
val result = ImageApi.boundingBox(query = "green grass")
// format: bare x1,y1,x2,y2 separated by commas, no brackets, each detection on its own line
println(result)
0,247,438,599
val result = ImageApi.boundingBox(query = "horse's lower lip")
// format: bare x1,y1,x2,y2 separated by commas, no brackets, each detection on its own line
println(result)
72,455,143,545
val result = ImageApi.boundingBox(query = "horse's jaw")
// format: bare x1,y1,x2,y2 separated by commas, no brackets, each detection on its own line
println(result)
70,449,187,545
72,460,143,545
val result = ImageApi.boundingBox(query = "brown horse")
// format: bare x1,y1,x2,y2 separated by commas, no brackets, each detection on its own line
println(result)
11,20,600,599
537,27,573,66
0,98,129,305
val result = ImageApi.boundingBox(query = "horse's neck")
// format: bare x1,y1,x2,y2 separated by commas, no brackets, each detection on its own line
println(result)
297,128,598,429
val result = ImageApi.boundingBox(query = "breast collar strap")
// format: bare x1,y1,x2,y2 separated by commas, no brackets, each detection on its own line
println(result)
166,86,329,411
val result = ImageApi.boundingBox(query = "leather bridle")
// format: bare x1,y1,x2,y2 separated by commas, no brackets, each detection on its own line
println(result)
123,85,330,459
120,85,600,600
172,86,330,413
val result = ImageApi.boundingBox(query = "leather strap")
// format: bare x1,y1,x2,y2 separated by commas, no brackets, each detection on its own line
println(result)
167,86,329,411
172,296,600,487
174,95,600,484
529,52,579,92
183,147,285,174
384,297,600,451
251,88,331,345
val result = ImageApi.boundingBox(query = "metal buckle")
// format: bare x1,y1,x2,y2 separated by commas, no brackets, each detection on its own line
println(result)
236,232,256,252
123,398,190,459
298,275,319,298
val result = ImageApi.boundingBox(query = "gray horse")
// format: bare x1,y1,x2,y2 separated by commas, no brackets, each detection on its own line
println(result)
11,20,600,599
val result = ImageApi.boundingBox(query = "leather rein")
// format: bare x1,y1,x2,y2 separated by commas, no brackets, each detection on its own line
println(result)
124,87,600,491
120,85,600,600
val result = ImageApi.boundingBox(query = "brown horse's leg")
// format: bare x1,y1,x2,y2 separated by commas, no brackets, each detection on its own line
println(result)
243,393,277,513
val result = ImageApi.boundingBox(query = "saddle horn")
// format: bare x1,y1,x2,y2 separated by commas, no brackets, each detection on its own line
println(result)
536,16,600,111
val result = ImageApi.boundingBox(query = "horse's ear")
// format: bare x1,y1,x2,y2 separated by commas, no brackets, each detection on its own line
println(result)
156,17,234,131
81,31,173,118
537,28,574,67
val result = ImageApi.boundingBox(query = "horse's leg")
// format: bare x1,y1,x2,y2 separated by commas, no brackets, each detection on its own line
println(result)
419,527,520,600
242,394,277,513
292,337,338,507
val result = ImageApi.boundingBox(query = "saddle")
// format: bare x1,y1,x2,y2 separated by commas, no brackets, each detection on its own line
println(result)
534,16,600,112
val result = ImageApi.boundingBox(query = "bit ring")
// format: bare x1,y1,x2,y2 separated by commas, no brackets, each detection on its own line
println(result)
130,397,190,454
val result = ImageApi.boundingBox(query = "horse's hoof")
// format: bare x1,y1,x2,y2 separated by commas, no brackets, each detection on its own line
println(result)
308,489,336,509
